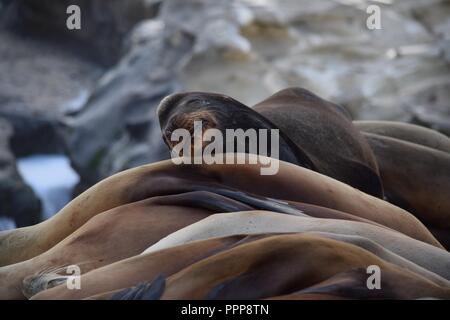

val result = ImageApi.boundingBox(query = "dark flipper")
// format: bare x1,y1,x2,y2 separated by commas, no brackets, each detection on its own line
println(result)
110,275,166,300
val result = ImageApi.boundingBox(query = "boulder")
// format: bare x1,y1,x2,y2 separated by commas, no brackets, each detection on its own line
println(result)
177,0,450,125
1,0,161,66
0,27,103,156
0,117,41,227
63,19,192,192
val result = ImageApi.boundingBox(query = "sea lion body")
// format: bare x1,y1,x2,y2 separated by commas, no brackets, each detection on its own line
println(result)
37,228,449,299
0,200,212,299
363,133,450,229
252,88,383,197
268,267,450,300
354,121,450,153
144,211,450,280
159,234,450,300
0,154,440,268
30,234,268,300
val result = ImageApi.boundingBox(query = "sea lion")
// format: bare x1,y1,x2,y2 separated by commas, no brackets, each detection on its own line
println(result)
29,234,271,300
354,120,450,153
362,132,450,229
157,88,383,197
143,211,450,280
0,154,441,267
306,232,450,287
0,200,212,300
252,88,383,198
31,229,449,300
4,188,392,300
0,185,384,300
4,187,310,300
157,91,316,170
267,267,450,300
156,234,450,299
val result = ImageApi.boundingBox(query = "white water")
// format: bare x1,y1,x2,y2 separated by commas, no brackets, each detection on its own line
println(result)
16,155,79,220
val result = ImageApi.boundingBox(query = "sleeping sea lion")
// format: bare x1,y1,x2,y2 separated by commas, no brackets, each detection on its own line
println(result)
0,200,212,300
362,132,450,229
157,234,450,299
267,267,450,300
252,88,383,198
354,121,450,153
157,88,383,197
29,234,270,300
0,154,440,267
144,211,450,280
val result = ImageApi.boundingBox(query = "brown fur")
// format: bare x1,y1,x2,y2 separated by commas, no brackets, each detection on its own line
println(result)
160,234,450,299
0,155,442,268
363,133,450,229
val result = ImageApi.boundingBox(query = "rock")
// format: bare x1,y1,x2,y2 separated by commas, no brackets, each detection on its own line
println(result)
0,118,41,227
178,0,450,131
0,28,103,156
63,19,192,192
409,81,450,136
1,0,161,66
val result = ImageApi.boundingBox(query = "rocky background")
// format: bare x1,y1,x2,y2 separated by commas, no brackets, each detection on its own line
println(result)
0,0,449,228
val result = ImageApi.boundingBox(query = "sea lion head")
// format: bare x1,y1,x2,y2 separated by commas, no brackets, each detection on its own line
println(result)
157,92,237,148
157,91,317,169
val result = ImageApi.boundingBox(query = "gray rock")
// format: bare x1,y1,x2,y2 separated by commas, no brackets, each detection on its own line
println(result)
63,19,193,192
1,0,161,66
0,118,41,227
0,28,103,156
176,0,450,130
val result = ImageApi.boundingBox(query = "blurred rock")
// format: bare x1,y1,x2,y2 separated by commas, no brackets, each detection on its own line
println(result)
178,0,450,129
1,0,162,66
63,19,193,192
410,81,450,136
0,28,102,156
0,118,41,227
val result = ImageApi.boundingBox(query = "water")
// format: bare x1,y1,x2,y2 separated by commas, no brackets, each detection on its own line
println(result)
16,155,80,220
0,217,16,231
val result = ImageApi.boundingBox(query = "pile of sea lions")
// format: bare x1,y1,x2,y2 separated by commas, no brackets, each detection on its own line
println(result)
0,87,449,300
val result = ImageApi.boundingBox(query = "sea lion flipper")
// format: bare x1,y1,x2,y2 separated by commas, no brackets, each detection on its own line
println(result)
151,191,255,212
110,275,166,300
